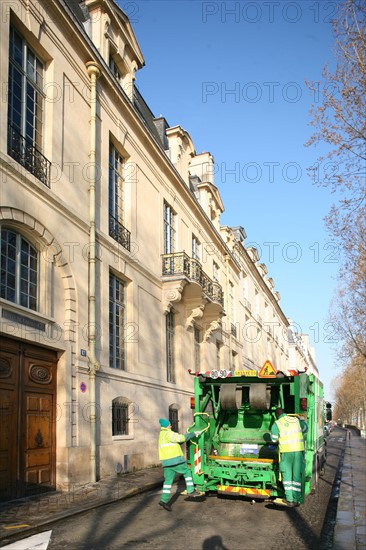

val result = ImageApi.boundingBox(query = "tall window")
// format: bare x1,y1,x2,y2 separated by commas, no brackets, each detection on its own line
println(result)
112,398,129,436
7,26,49,185
255,288,260,314
109,52,122,82
109,144,130,250
109,273,126,370
231,350,237,371
229,279,235,320
192,235,200,261
213,261,220,283
0,228,38,310
216,341,221,370
166,311,176,383
242,272,248,298
164,201,176,254
194,326,201,371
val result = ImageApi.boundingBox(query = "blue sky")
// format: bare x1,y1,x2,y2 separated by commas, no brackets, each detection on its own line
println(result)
121,0,344,399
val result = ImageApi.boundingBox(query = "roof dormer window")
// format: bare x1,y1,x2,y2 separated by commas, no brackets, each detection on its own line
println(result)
109,51,122,82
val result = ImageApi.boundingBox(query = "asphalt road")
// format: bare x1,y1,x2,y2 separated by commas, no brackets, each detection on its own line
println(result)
23,429,346,550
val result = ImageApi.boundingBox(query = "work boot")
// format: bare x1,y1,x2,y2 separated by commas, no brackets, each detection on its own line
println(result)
186,489,203,498
273,498,294,507
159,501,172,511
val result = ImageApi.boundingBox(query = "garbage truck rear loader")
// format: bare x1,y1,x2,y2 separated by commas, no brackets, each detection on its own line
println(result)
188,367,328,504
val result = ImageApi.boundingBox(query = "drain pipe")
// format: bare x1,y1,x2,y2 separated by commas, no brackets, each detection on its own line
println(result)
86,61,101,483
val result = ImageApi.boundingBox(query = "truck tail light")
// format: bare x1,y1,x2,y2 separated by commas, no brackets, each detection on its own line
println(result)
190,397,195,409
300,398,308,411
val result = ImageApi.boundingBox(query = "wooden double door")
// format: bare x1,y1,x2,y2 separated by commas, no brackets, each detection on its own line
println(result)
0,337,57,501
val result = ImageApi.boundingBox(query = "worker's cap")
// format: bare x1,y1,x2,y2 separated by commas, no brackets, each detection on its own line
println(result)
159,418,170,427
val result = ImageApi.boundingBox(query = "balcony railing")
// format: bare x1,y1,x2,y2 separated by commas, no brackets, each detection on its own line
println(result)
243,297,251,312
162,252,224,306
8,124,51,187
109,214,131,251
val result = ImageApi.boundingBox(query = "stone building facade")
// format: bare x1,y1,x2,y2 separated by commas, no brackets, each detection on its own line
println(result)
0,0,316,499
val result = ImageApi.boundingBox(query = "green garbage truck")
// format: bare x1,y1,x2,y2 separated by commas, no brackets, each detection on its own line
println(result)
188,363,329,504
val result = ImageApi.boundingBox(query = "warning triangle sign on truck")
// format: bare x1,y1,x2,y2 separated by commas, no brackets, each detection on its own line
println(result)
258,360,277,378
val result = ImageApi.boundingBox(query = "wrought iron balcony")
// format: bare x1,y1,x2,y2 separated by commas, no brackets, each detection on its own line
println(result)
109,214,131,251
243,297,251,312
162,252,224,306
7,124,51,187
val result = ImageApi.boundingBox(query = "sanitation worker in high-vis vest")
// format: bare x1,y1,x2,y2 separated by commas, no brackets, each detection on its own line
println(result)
158,418,202,511
271,407,308,507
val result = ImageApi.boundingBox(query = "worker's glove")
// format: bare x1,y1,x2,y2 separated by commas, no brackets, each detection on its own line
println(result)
194,431,201,438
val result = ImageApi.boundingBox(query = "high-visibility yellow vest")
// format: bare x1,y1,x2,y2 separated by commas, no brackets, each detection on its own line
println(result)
275,415,305,453
158,428,186,462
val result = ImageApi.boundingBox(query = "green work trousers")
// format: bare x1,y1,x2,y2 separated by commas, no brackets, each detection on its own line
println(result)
160,462,195,503
279,451,303,503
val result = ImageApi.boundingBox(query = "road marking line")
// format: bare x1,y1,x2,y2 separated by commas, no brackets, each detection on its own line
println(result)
0,529,52,549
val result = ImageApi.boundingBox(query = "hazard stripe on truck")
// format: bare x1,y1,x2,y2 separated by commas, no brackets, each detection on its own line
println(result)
217,485,271,497
208,455,277,463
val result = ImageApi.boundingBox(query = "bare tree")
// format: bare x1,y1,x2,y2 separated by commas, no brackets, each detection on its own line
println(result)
307,0,366,363
307,0,366,208
332,357,366,428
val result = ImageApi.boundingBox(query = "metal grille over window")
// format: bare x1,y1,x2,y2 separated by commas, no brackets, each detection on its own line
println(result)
169,407,179,432
112,401,129,436
7,26,51,186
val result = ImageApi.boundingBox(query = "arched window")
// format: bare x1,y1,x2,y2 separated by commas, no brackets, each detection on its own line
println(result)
169,404,179,433
0,228,38,310
112,397,132,436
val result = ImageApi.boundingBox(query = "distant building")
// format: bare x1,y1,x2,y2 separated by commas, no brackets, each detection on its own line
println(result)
0,0,318,500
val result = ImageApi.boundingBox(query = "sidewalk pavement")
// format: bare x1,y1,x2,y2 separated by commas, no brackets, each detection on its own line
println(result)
0,431,365,549
0,467,164,547
333,429,366,550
